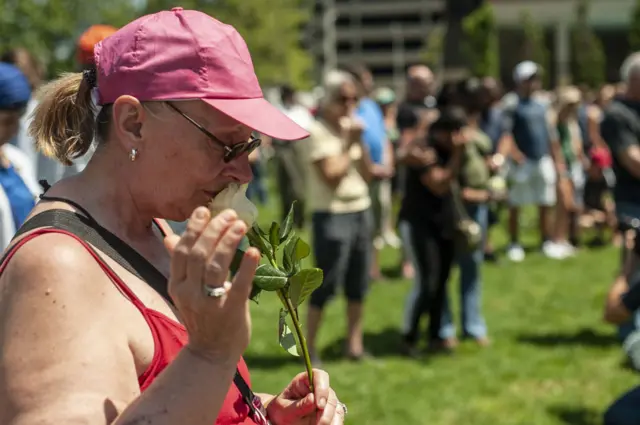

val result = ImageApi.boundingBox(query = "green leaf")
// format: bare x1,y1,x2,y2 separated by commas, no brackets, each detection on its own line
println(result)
246,226,272,260
253,264,288,291
279,201,296,243
288,268,324,308
278,309,302,356
269,222,280,249
295,238,311,261
282,235,300,274
249,285,262,304
230,236,250,276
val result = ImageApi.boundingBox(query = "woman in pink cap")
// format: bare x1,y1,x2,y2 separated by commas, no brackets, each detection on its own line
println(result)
0,8,345,425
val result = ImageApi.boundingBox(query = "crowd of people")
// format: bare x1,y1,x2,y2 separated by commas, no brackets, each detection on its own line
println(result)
245,59,626,362
2,6,640,425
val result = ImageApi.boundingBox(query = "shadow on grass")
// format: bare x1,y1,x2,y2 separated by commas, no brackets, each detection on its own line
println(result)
246,327,414,368
548,405,602,425
517,328,618,348
379,264,403,280
320,327,406,361
243,353,298,370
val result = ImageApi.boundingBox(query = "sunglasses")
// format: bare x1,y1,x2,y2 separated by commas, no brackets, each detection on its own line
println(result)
166,102,261,163
337,95,358,105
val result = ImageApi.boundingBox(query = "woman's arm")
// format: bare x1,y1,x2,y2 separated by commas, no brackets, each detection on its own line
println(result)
419,146,463,196
603,275,633,324
462,187,489,203
0,234,237,425
313,149,354,189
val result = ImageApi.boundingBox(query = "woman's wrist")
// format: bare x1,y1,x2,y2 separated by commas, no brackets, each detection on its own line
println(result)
183,343,239,373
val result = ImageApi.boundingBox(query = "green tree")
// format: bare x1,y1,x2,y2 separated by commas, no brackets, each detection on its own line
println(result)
0,0,136,77
571,0,605,88
145,0,314,89
461,1,499,78
631,0,640,51
421,24,446,71
519,10,550,87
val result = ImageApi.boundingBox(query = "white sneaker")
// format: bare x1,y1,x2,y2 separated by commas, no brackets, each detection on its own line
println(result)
542,241,569,260
506,244,525,262
560,242,577,257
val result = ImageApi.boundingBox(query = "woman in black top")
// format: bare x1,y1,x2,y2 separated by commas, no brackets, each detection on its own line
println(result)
399,107,468,355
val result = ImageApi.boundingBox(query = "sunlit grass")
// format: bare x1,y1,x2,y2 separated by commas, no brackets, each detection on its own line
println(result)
243,172,635,425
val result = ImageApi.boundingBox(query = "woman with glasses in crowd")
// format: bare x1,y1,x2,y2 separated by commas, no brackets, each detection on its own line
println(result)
0,8,345,425
304,70,377,364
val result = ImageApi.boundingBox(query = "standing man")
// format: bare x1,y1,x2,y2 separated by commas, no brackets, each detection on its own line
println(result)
499,61,566,261
344,64,394,280
601,52,640,344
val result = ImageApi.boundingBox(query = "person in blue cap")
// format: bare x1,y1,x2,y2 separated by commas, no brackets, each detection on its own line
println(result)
0,62,41,248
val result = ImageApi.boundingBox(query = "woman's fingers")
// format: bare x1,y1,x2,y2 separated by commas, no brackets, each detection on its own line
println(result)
186,209,237,285
312,369,330,409
168,207,211,282
330,402,346,425
205,219,246,288
316,389,338,425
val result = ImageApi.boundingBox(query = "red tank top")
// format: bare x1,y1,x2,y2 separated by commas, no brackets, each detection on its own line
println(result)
1,228,258,425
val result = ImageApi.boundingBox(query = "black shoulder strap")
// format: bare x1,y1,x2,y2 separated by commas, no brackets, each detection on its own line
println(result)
7,209,264,422
9,209,170,301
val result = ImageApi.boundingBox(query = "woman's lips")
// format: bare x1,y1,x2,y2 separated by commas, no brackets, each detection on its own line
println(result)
205,190,220,199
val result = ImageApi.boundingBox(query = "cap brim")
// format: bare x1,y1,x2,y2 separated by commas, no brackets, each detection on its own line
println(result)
203,97,309,141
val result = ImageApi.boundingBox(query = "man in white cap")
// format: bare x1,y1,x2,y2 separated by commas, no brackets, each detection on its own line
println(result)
499,61,566,261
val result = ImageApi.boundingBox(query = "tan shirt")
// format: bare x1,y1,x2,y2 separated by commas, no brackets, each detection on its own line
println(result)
305,120,371,214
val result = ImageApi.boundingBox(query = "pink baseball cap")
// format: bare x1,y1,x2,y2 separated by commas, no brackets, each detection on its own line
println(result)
93,7,308,141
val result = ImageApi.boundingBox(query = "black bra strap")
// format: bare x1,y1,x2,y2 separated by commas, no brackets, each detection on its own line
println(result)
10,209,171,301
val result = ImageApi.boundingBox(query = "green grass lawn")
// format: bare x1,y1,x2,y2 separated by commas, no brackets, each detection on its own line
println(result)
244,181,636,425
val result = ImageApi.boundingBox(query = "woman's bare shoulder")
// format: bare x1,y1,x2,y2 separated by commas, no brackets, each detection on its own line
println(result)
0,232,118,317
0,233,140,425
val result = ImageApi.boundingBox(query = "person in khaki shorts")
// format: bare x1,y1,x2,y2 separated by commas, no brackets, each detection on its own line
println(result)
304,70,377,364
499,61,563,262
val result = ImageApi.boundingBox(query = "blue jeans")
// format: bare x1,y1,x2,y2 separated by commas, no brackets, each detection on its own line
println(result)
440,203,488,339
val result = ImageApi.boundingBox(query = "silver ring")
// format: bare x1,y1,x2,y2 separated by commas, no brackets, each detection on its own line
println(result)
337,401,348,416
203,285,226,298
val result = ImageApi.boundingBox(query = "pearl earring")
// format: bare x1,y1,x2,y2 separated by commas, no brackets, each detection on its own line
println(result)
129,148,138,162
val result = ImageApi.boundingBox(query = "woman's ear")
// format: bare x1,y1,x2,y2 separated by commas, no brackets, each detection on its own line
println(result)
112,96,146,145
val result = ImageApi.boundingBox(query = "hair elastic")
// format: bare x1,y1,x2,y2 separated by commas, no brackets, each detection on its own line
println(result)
82,68,97,88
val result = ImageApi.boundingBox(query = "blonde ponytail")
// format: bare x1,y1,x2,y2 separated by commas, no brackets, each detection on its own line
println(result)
29,73,96,166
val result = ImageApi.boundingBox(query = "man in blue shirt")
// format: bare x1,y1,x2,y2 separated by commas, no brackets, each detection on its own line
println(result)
344,64,394,279
499,61,566,261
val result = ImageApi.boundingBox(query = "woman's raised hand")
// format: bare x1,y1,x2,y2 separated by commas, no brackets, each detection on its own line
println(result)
164,207,261,364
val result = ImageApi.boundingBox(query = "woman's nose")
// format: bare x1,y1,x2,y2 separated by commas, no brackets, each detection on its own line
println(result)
222,156,253,184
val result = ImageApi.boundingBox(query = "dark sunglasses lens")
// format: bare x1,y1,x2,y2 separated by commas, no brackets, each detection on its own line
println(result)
224,138,261,162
